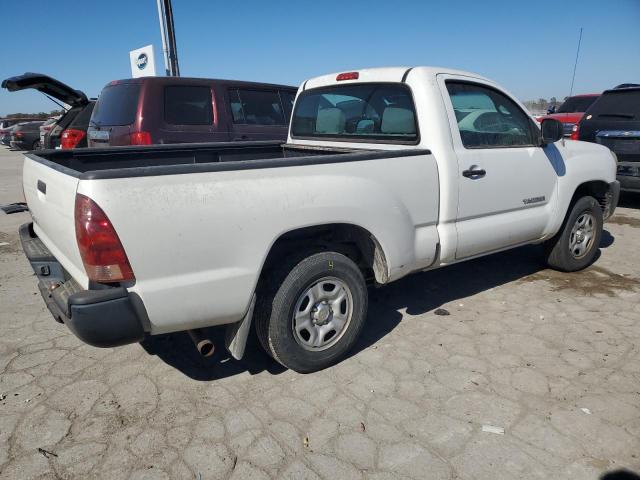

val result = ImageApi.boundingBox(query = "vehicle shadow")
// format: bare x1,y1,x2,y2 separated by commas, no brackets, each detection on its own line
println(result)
601,470,640,480
619,191,640,209
141,240,614,381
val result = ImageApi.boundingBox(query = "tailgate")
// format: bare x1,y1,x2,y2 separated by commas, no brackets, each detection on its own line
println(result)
22,155,88,287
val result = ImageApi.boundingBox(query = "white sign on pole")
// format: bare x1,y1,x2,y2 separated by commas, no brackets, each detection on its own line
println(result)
129,45,157,78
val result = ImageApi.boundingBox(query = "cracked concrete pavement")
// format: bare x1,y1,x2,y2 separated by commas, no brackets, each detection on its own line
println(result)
0,146,639,479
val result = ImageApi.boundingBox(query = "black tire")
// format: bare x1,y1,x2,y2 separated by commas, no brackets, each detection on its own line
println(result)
32,140,40,150
544,195,603,272
255,251,368,373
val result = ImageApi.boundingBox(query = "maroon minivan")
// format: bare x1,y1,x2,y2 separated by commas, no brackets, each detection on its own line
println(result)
87,77,297,147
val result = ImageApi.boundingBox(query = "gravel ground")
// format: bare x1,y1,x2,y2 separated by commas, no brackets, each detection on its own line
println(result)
0,146,639,480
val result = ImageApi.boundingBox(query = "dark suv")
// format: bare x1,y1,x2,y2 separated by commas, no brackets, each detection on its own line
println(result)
2,73,95,149
87,77,297,147
577,85,640,193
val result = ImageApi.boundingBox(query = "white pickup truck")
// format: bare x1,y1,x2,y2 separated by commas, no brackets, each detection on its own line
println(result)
18,66,619,373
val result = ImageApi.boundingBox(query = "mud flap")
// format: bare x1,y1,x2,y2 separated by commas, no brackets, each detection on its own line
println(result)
1,202,29,214
225,294,255,360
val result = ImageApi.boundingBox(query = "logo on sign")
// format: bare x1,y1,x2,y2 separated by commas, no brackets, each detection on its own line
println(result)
136,53,148,70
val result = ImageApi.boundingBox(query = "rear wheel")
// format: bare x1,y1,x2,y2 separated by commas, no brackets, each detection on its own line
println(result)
32,140,41,150
544,196,603,272
255,251,368,373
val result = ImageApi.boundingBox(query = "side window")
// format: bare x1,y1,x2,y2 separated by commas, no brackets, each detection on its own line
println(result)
280,90,296,120
164,86,213,125
228,89,244,123
231,89,285,125
446,82,538,148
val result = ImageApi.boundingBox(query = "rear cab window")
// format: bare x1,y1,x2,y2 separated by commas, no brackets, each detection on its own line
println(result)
291,83,418,144
91,83,141,126
164,86,213,125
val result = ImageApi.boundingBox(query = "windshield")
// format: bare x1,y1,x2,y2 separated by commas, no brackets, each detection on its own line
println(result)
586,89,640,119
556,96,598,113
91,83,141,126
291,83,418,143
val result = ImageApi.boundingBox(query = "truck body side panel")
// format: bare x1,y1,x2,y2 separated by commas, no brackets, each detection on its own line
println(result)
77,153,439,334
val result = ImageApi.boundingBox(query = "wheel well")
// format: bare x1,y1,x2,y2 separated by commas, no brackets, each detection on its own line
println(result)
571,181,610,214
260,224,388,285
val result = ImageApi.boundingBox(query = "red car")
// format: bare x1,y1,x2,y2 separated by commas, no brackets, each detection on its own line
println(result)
536,94,600,137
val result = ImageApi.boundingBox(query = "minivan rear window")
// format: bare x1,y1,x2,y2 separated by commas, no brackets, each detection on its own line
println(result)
91,83,141,126
164,86,213,125
586,89,640,119
291,84,418,143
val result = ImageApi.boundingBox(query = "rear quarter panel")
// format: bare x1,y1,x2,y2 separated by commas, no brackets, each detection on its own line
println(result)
78,153,439,334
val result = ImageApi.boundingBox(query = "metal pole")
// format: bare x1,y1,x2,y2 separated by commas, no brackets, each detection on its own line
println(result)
569,27,583,98
156,0,170,76
164,0,180,76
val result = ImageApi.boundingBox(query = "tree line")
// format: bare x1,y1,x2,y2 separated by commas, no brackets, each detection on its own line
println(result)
1,110,65,120
522,96,569,112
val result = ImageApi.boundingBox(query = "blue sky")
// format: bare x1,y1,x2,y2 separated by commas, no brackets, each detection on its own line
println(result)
1,0,639,115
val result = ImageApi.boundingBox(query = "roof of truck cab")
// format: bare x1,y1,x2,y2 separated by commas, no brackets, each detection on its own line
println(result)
104,77,297,90
302,66,493,90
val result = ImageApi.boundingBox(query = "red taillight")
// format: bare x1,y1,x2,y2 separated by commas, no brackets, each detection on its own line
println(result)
61,129,86,149
336,72,359,81
74,194,135,283
130,131,152,145
570,124,580,141
14,131,24,138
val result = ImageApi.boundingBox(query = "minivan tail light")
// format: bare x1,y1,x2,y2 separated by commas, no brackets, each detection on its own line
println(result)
570,124,580,140
336,72,359,81
61,129,86,149
130,131,152,145
14,131,24,138
75,194,135,283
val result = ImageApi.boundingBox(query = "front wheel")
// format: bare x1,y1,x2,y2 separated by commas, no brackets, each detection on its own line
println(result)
255,251,368,373
544,195,603,272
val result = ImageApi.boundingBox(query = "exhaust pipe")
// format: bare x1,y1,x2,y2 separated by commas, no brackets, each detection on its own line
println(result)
188,329,215,357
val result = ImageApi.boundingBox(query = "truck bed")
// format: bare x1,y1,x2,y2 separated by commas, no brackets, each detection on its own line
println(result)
26,141,426,180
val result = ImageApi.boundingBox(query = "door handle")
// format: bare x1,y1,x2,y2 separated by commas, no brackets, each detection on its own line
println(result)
234,135,249,141
462,167,486,178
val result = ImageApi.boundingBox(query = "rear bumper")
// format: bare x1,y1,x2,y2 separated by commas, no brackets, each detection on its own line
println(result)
10,140,29,149
617,163,640,193
20,223,148,347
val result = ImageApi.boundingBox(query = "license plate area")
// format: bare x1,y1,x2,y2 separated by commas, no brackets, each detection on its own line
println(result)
88,130,110,142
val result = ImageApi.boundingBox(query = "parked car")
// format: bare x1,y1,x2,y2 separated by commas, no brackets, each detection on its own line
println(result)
16,66,618,373
536,94,600,136
0,124,19,146
575,84,640,193
38,117,59,147
1,73,94,149
87,77,297,147
0,117,35,130
10,121,44,150
1,118,39,146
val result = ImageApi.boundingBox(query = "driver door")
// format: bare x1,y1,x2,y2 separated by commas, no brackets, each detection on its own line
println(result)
439,76,559,259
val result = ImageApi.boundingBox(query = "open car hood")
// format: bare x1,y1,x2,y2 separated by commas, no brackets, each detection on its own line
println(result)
1,72,88,107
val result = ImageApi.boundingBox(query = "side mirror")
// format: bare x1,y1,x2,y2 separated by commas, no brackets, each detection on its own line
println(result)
541,118,564,144
546,105,556,114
